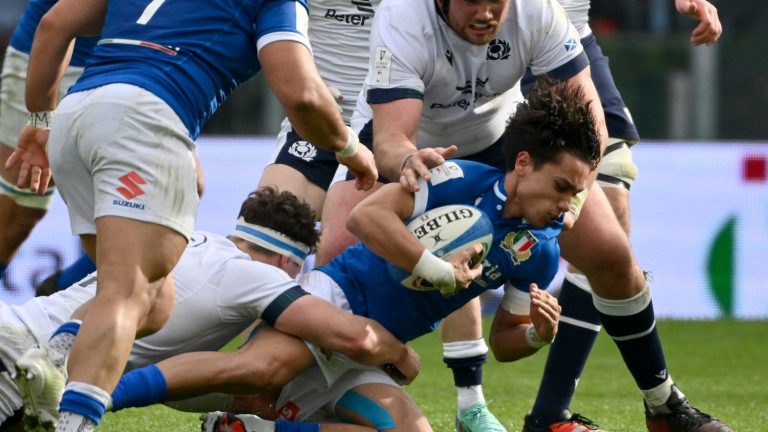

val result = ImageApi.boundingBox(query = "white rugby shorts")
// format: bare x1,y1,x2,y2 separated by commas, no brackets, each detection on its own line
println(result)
48,83,199,239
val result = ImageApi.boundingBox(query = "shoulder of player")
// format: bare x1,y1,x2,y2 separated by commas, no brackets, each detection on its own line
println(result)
375,0,436,38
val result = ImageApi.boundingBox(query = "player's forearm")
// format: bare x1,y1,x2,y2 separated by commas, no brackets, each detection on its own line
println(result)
261,40,350,154
283,89,350,154
374,131,418,181
346,186,424,272
344,318,410,366
26,16,75,111
349,209,423,270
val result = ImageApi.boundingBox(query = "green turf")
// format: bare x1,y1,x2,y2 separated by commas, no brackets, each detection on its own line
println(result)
99,320,766,431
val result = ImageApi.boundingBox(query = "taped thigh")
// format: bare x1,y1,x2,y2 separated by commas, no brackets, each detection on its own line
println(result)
0,175,55,209
597,140,638,190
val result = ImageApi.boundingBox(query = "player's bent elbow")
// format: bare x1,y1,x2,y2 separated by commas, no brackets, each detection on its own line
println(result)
283,86,328,119
345,210,363,236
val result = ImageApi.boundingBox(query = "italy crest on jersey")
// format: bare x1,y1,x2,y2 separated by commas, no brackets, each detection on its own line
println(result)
501,230,538,265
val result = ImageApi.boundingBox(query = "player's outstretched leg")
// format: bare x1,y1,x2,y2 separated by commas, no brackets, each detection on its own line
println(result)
13,346,66,432
644,385,732,432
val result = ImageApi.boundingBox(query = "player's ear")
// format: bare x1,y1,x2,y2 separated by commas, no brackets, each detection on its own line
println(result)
514,151,533,176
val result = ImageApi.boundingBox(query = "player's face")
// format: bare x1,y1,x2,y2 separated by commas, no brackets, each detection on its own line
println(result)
442,0,509,45
515,152,591,227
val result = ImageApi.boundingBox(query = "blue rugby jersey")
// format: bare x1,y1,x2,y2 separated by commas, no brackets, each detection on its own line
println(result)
318,160,563,342
69,0,310,139
9,0,97,66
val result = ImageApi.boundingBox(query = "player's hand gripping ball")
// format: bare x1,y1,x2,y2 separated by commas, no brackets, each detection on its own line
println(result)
390,204,494,291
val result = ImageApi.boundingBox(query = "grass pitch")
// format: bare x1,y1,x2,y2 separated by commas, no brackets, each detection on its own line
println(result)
100,320,766,431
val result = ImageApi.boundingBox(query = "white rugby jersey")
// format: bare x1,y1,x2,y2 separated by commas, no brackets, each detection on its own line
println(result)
353,0,586,156
6,232,299,370
309,0,380,121
558,0,592,37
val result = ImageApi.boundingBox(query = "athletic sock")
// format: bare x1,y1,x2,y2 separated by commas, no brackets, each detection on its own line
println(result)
58,381,111,429
275,420,320,432
55,253,96,290
443,339,488,411
528,274,601,426
110,364,168,411
57,411,96,432
48,320,81,369
594,281,670,393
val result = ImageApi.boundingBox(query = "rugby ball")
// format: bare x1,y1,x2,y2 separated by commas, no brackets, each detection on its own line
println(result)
389,204,494,291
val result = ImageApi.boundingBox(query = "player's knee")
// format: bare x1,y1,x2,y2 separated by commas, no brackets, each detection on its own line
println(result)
577,239,638,286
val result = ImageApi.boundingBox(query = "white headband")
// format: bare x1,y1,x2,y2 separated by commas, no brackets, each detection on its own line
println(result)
231,217,310,266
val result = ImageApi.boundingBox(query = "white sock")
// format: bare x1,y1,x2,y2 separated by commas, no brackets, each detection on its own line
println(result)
48,320,81,369
57,412,96,432
457,385,485,411
643,376,677,411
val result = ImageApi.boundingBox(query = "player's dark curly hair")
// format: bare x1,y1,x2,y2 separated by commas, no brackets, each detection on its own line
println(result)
238,186,319,252
503,76,601,172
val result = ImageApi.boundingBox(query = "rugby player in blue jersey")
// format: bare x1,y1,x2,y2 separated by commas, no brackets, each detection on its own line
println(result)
107,78,600,431
5,0,378,430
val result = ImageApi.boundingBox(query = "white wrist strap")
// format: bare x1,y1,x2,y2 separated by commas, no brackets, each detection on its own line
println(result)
412,249,454,291
27,111,54,130
336,126,359,157
524,324,550,349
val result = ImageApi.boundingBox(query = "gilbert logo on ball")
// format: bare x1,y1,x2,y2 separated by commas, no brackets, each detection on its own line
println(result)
390,204,494,291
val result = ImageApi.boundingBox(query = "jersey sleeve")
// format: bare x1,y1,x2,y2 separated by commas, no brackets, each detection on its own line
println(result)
527,0,588,80
411,161,500,218
503,237,561,301
500,283,531,315
216,259,301,324
254,0,311,54
364,3,431,104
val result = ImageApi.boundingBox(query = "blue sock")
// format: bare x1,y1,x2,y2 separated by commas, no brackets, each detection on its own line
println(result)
59,385,109,425
444,353,486,387
529,278,601,426
596,290,669,391
111,365,167,411
275,420,321,432
55,253,96,290
0,262,7,280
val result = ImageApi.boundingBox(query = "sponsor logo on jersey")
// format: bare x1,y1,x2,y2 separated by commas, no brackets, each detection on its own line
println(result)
456,78,489,95
352,0,375,13
564,38,578,52
445,49,453,65
501,230,538,264
112,199,146,210
323,8,372,26
430,98,471,110
288,141,318,162
276,401,301,421
487,39,511,60
117,170,147,200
